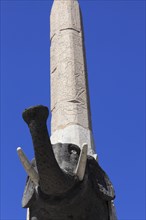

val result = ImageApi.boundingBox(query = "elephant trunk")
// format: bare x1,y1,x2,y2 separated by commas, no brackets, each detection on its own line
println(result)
22,105,75,196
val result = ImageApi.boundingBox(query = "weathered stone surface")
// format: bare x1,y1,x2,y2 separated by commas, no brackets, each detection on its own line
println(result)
18,0,117,219
20,105,116,220
50,0,95,154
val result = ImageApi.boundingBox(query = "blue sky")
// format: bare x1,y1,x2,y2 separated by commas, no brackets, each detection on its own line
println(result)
1,0,145,219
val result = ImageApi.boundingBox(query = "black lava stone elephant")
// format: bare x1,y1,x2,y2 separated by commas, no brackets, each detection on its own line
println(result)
19,105,116,220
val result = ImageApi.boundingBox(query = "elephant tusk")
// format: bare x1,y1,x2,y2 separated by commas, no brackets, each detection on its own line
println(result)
17,147,39,186
75,143,88,181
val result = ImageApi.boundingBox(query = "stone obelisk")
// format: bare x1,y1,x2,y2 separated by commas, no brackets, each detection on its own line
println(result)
50,0,96,157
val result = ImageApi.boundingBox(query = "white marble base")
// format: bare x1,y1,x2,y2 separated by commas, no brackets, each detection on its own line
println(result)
51,124,97,159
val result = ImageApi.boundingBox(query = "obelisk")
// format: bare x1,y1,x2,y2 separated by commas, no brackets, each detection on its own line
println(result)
50,0,96,158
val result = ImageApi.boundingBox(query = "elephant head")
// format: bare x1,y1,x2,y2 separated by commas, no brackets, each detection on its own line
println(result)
19,105,116,220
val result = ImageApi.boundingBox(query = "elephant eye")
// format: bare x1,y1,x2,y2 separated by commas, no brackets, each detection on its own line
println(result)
68,144,80,155
70,149,77,155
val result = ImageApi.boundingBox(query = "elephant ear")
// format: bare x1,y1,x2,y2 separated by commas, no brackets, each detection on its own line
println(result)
88,156,115,201
22,159,36,208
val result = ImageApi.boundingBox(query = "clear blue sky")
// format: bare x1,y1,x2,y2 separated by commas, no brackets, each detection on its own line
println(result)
1,0,145,219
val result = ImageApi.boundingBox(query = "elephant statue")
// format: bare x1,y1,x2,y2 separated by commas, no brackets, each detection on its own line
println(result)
20,105,116,220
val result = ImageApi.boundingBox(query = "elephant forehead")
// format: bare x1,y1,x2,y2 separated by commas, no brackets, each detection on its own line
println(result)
53,143,69,161
52,143,80,171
